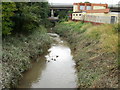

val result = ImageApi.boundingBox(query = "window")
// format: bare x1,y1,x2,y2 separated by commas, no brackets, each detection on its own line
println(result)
79,14,81,16
76,14,78,16
111,16,116,24
86,6,91,10
80,6,85,10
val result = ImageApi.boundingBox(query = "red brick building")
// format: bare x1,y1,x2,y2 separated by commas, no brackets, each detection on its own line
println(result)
73,3,109,13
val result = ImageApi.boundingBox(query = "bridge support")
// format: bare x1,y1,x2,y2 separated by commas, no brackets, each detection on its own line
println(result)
51,9,54,17
48,9,59,21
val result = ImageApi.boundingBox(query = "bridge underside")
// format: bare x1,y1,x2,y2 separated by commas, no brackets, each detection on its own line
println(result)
50,7,72,10
110,7,120,12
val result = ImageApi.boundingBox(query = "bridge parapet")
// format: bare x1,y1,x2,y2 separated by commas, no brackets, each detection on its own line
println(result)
49,3,73,10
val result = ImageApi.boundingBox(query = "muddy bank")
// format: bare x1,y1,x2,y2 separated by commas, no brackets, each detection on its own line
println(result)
53,21,119,88
17,33,77,88
2,28,52,88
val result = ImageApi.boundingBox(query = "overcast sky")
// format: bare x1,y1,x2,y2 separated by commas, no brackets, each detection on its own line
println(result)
48,0,120,4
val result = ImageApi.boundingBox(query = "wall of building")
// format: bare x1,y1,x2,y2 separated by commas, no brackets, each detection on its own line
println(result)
73,5,78,12
72,3,119,24
93,6,106,10
72,13,85,20
73,3,108,12
72,13,119,24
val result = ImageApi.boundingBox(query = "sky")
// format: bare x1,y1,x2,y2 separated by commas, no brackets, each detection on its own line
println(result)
48,0,120,4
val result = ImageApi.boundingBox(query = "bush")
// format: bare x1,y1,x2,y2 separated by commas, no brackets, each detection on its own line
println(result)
2,2,17,35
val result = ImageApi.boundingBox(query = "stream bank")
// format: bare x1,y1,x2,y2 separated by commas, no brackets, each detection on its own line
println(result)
2,27,52,88
17,33,77,88
53,21,119,88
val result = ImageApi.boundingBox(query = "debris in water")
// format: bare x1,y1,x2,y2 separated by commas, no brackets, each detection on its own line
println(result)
74,48,76,51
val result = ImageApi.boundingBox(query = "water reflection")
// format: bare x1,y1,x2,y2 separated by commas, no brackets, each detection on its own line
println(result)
31,44,77,88
18,56,47,88
18,33,77,88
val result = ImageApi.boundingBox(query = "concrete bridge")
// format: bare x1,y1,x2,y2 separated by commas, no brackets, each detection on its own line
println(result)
49,3,73,10
109,4,120,12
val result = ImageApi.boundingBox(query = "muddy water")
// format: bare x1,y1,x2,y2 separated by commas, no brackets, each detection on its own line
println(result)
18,33,77,88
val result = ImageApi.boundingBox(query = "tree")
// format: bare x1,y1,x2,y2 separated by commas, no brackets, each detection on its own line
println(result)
2,2,50,35
2,2,17,35
13,2,40,33
12,2,50,34
84,1,90,3
54,10,72,21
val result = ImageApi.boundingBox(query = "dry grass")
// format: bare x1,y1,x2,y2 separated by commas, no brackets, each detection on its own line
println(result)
82,24,118,53
53,21,119,88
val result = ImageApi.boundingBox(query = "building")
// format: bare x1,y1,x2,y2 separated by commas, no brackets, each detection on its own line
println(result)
73,3,109,13
72,3,119,24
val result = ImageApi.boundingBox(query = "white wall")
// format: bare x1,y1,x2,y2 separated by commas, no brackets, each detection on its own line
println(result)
73,5,78,12
93,6,106,9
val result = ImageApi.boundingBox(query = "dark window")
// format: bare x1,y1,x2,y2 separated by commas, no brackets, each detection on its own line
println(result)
79,14,81,16
76,14,78,16
111,16,116,24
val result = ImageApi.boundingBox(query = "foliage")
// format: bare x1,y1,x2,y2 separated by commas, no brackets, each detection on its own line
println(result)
2,2,17,35
54,21,118,53
2,2,50,35
38,2,50,27
84,1,90,3
2,2,52,88
2,27,52,88
13,2,50,34
58,10,68,20
54,10,72,21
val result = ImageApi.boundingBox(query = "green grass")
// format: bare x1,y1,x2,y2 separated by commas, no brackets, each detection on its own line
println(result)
53,21,119,88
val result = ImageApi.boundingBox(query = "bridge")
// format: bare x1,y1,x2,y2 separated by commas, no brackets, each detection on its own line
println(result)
49,3,73,10
109,4,120,12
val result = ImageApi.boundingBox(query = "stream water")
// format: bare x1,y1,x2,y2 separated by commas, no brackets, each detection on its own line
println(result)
18,33,77,88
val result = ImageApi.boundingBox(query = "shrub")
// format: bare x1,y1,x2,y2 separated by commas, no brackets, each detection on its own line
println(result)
2,2,17,35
